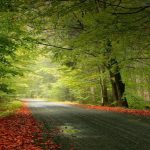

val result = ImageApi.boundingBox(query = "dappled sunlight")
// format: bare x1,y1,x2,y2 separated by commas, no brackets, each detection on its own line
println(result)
59,124,81,136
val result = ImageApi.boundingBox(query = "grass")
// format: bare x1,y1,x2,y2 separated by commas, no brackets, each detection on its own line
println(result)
0,100,22,118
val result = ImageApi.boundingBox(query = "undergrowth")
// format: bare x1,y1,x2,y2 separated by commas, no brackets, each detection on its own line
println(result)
0,100,22,117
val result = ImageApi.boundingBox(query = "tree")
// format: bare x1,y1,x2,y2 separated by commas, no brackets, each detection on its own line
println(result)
0,0,149,108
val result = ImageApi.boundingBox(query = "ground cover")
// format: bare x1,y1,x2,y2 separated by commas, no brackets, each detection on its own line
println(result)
0,102,60,150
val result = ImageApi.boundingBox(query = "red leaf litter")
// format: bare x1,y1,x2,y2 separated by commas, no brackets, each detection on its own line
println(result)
72,104,150,116
0,102,60,150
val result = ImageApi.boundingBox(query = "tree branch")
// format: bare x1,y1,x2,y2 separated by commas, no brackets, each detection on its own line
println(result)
112,5,150,15
36,41,73,50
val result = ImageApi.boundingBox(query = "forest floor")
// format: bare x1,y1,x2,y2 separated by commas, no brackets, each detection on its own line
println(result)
1,99,150,150
0,101,60,150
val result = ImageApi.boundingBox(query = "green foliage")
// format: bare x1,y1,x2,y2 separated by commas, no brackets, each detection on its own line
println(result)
127,95,150,110
0,0,149,110
0,100,22,117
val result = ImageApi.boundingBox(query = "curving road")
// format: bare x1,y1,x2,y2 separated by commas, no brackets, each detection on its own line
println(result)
26,99,150,150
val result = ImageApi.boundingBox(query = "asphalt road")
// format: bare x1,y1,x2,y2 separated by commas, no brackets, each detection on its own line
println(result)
27,99,150,150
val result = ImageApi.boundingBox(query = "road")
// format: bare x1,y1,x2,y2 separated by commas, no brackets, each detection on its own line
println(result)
27,99,150,150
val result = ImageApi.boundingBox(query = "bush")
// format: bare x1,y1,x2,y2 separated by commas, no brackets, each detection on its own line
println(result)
127,95,150,109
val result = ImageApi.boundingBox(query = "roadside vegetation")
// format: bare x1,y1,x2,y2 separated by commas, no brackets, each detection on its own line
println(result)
0,100,22,118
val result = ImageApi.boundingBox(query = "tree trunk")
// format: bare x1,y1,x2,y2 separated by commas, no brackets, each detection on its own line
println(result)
104,40,128,107
90,87,96,102
109,59,128,107
98,66,108,105
101,81,108,105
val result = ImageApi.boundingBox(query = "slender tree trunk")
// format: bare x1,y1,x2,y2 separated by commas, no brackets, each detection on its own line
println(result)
101,80,108,105
98,66,108,105
90,87,95,102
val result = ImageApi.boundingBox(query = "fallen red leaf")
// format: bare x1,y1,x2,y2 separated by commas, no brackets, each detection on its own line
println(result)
0,102,60,150
71,104,150,116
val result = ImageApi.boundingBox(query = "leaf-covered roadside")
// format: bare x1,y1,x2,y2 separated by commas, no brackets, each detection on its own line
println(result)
72,104,150,117
0,103,60,150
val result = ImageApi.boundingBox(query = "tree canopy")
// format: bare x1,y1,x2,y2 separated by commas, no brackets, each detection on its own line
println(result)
0,0,150,108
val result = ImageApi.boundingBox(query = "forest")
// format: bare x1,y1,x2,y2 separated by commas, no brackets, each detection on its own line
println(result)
0,0,150,109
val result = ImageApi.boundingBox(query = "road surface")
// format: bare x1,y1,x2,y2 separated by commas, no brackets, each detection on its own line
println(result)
26,99,150,150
